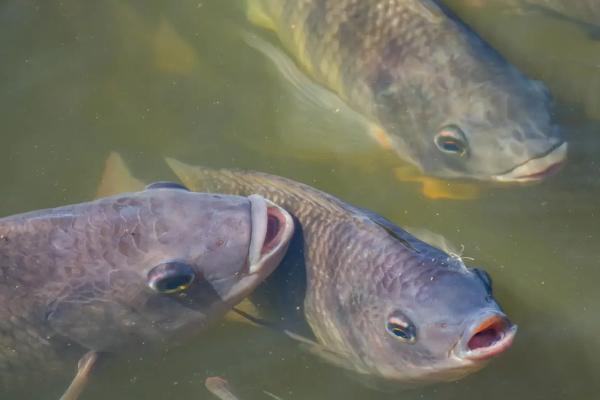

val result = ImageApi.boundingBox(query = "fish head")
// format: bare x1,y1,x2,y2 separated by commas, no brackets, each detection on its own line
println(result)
347,242,516,385
132,188,295,338
46,186,294,350
426,73,567,182
373,31,566,182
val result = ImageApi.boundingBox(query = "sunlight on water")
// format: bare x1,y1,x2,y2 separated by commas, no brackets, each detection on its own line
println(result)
0,1,598,399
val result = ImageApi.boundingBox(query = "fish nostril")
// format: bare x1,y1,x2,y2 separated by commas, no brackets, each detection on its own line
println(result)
467,316,506,351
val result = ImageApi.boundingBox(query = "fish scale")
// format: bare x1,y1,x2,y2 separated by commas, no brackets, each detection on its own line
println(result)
245,0,565,183
167,158,517,385
0,186,295,398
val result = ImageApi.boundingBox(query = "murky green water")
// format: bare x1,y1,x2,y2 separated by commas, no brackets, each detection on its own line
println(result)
0,1,598,399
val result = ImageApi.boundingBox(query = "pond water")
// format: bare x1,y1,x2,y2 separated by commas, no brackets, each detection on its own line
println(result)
0,1,598,399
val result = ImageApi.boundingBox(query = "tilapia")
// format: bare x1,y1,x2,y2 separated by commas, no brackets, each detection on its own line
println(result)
0,183,294,399
244,0,567,186
167,158,517,386
470,0,600,29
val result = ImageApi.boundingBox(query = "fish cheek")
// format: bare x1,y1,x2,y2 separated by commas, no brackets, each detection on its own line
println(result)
45,270,151,351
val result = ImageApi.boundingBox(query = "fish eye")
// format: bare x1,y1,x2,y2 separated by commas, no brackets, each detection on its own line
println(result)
147,262,196,294
434,125,468,156
386,313,416,343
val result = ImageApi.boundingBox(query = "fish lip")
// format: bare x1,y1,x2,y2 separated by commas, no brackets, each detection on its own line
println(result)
453,312,517,362
493,141,567,183
247,195,294,275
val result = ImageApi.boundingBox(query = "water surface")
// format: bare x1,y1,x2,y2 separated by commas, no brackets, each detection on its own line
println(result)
0,1,598,399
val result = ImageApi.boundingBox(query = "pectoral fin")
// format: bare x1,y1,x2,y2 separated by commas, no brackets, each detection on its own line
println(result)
282,330,351,370
243,32,375,156
420,177,480,200
224,298,261,325
205,376,241,400
393,166,480,200
59,351,99,400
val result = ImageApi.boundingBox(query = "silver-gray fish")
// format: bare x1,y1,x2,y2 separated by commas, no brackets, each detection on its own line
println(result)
167,158,517,387
0,182,294,398
244,0,567,184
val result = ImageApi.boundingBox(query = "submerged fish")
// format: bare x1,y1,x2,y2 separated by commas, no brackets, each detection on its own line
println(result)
0,183,294,399
244,0,567,185
167,158,517,386
483,0,600,29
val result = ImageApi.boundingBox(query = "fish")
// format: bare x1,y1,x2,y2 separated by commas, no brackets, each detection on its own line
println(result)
469,0,600,31
0,182,294,399
166,157,517,387
243,0,567,192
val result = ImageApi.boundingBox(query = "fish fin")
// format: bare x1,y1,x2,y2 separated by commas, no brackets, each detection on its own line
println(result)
404,226,462,256
348,206,418,251
205,376,241,400
243,32,375,155
245,0,277,31
231,308,349,367
263,391,285,400
393,167,480,200
368,125,395,151
145,181,190,191
164,157,202,191
392,164,422,183
153,18,199,75
96,151,145,198
225,299,262,325
420,178,480,200
410,0,445,23
511,3,600,39
282,330,351,370
59,351,99,400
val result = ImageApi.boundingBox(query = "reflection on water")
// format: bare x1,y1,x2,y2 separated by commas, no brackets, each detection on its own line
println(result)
0,0,598,399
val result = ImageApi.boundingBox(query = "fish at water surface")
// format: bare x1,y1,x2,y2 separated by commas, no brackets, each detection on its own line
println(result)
245,0,567,183
167,158,517,387
0,183,294,399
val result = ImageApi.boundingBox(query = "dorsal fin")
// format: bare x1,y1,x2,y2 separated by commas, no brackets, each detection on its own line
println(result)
347,205,418,252
145,182,189,191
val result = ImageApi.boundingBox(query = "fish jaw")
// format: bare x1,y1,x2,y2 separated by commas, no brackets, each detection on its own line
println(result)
453,312,517,362
493,142,567,183
247,195,295,277
221,196,293,311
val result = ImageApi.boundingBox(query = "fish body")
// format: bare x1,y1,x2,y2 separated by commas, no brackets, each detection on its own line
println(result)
168,159,517,386
0,184,294,392
246,0,566,182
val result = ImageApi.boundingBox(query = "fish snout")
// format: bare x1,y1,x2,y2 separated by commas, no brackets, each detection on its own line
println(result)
247,195,294,275
493,141,567,183
456,313,517,362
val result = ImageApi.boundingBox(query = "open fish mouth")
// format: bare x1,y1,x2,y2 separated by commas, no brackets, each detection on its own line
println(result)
247,195,294,275
454,313,517,362
493,142,568,183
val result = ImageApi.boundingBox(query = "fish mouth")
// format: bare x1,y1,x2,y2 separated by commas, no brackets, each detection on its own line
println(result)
247,195,294,275
493,142,567,183
455,313,517,362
